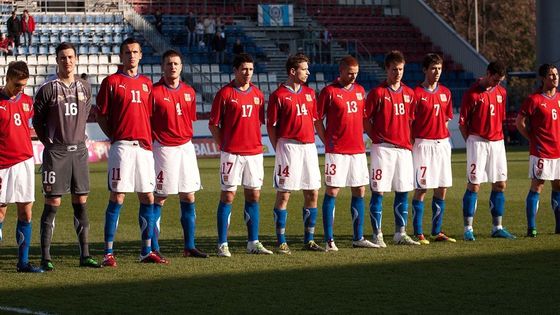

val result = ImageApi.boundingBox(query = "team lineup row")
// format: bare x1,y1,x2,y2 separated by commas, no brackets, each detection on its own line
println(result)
1,38,559,273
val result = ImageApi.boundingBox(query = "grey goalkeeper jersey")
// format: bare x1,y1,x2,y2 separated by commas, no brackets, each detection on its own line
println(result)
33,75,92,145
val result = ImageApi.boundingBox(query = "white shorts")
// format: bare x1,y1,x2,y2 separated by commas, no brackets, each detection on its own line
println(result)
108,140,155,193
273,138,321,191
0,158,35,204
413,138,452,189
220,152,263,192
529,155,560,181
153,140,201,196
466,135,507,184
369,143,413,192
324,153,369,187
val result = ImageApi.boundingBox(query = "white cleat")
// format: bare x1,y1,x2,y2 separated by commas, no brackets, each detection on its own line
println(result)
325,240,339,252
393,232,421,245
247,241,273,255
352,237,381,248
372,233,387,248
217,244,232,257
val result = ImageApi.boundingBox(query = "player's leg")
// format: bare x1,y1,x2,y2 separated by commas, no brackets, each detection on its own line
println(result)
322,153,341,248
104,192,125,260
322,186,339,249
550,180,560,234
302,189,324,251
392,149,417,245
369,144,391,247
431,187,455,242
0,205,5,241
16,201,42,273
489,181,515,238
301,144,323,251
180,192,208,258
463,136,485,241
526,178,544,237
412,189,428,244
350,185,378,248
273,191,291,254
217,190,234,257
40,196,61,271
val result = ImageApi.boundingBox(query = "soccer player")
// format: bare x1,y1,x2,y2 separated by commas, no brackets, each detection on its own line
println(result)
97,38,166,266
152,49,208,258
315,55,378,251
364,50,419,247
411,53,456,244
33,42,101,270
517,64,560,237
268,53,325,254
0,61,43,273
459,61,515,240
208,53,272,257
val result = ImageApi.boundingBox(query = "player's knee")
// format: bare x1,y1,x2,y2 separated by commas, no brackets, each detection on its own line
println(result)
467,183,480,193
138,192,154,204
45,196,62,207
111,192,126,204
179,192,195,203
303,189,318,204
220,191,235,204
492,181,506,192
326,186,340,197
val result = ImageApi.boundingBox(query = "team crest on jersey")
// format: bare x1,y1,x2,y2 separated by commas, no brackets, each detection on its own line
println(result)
22,103,30,112
185,93,191,102
305,94,312,102
78,92,85,101
404,95,410,103
439,94,447,102
497,95,503,103
142,84,149,92
254,97,260,105
356,93,363,101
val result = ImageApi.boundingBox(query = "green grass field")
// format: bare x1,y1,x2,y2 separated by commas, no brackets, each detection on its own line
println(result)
1,148,560,314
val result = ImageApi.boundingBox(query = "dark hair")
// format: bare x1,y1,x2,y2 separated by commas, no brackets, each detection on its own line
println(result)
119,37,142,54
232,53,254,69
162,49,183,64
286,53,309,74
6,61,29,81
56,42,77,58
422,53,443,70
384,50,405,69
487,61,507,76
339,55,359,69
538,63,557,78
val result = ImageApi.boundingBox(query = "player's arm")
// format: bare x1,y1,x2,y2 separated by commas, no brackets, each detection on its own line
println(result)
32,85,51,144
208,124,221,147
208,91,224,147
314,88,329,145
266,93,280,149
96,114,112,139
515,114,530,140
363,91,377,140
458,91,474,140
95,78,113,139
267,123,278,150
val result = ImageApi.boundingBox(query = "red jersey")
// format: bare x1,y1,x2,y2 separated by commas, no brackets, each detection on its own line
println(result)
267,84,318,143
459,79,507,141
365,82,415,150
152,79,197,146
412,84,453,139
96,69,153,150
519,91,560,158
0,90,33,169
317,80,366,154
208,82,264,155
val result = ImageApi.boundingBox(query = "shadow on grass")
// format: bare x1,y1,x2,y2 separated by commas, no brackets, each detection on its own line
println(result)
1,236,560,314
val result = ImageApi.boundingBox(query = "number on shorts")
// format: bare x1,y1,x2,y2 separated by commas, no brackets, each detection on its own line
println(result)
111,168,121,181
470,163,476,175
372,168,382,180
13,113,22,126
157,171,164,183
42,171,56,184
221,162,233,175
277,165,290,177
420,166,427,178
537,159,544,169
325,163,336,175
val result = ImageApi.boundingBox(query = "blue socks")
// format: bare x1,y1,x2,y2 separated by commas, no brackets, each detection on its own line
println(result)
432,197,445,235
526,190,539,229
490,191,505,218
244,201,260,242
104,201,123,254
393,192,409,228
273,208,287,244
152,203,162,252
16,220,31,265
303,207,317,243
180,201,196,249
351,196,364,241
322,194,336,241
217,201,231,245
0,221,3,241
139,203,154,256
462,189,478,218
552,191,560,233
412,199,424,235
369,193,383,232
